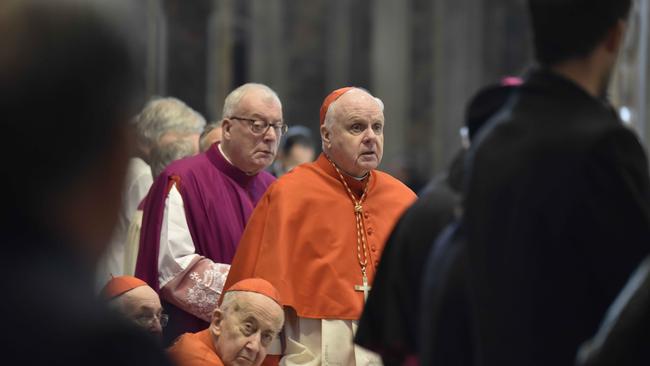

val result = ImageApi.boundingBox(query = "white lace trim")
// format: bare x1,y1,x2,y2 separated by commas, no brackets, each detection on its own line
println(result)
186,262,231,321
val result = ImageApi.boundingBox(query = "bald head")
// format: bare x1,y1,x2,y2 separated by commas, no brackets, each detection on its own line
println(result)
322,88,384,129
320,88,385,177
210,285,284,366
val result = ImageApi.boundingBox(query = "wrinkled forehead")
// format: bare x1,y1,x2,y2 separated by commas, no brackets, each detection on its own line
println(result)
334,90,384,122
228,292,284,330
234,89,283,120
121,286,162,310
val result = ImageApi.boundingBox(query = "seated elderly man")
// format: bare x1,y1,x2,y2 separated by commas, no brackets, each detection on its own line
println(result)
103,276,167,340
168,278,284,366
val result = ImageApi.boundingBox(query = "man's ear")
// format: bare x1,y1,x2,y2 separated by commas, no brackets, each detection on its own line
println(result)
320,124,331,149
210,308,224,337
604,19,626,54
221,118,232,141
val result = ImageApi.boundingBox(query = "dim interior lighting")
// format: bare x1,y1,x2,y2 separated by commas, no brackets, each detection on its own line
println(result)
619,106,632,125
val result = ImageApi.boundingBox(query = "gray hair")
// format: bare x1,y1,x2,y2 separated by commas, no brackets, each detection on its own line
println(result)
322,88,384,129
221,83,281,119
149,138,197,177
135,97,206,148
199,120,223,151
201,120,223,138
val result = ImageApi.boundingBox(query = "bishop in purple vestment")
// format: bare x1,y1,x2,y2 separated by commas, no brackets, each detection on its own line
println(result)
135,83,284,344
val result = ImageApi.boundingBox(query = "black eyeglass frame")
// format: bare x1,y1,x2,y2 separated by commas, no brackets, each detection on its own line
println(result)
229,116,288,136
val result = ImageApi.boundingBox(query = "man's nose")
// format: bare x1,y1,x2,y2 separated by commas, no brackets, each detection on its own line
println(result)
362,128,377,143
151,319,163,333
263,125,279,142
246,332,262,353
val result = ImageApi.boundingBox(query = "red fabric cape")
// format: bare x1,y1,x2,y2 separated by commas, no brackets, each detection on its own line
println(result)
224,154,416,320
167,329,224,366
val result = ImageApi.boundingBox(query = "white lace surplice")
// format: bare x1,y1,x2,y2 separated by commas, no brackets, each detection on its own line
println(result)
158,184,230,322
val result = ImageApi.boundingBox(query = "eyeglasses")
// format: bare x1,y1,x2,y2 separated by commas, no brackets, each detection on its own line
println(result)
230,116,288,136
134,313,169,328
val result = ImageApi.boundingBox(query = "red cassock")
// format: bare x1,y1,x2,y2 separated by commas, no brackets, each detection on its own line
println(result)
224,153,416,321
168,329,224,366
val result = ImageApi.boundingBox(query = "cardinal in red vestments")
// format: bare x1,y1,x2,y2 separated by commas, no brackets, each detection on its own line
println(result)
168,278,285,366
224,87,417,365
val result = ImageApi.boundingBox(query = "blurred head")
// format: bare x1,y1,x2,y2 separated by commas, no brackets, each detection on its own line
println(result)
150,137,198,178
103,276,165,340
529,0,631,67
0,0,142,261
320,88,385,178
135,97,205,160
200,120,224,152
221,83,283,175
462,77,523,147
277,126,316,173
211,280,284,366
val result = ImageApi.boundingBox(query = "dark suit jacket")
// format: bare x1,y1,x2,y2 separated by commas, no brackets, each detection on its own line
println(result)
355,151,464,366
0,223,171,366
464,69,650,365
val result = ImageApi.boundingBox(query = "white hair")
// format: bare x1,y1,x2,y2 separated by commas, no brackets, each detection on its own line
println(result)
149,138,197,177
134,97,206,148
221,83,282,119
322,87,384,129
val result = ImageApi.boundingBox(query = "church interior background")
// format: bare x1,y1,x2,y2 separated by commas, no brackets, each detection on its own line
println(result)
127,0,650,191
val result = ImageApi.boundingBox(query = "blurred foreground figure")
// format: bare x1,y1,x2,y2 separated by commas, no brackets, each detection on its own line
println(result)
136,83,281,345
0,0,169,364
464,0,650,364
225,87,416,365
103,276,167,341
577,255,650,366
168,278,285,366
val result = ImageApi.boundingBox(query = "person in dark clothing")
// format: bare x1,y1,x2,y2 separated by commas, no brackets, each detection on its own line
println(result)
0,1,170,364
269,125,316,177
464,1,650,365
355,80,521,366
576,255,650,366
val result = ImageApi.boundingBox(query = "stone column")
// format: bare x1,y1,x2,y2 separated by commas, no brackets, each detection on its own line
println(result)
248,0,287,99
430,0,484,173
206,0,233,120
371,0,410,171
325,0,351,91
146,0,168,97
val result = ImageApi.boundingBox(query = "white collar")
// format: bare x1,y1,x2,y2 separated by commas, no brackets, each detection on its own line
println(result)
218,143,234,165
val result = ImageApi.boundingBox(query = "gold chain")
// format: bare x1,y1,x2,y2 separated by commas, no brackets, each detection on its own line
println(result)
326,155,370,278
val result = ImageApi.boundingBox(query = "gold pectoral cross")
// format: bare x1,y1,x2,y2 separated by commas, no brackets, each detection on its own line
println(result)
354,273,371,302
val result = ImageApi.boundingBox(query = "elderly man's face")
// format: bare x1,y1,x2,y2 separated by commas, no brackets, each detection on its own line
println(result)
119,286,164,339
212,292,284,366
222,90,283,174
321,90,384,177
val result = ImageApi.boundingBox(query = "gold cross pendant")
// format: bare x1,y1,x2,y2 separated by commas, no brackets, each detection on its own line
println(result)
354,273,371,302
